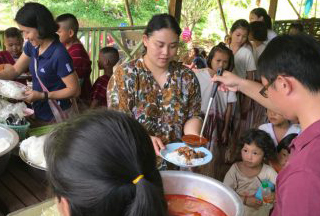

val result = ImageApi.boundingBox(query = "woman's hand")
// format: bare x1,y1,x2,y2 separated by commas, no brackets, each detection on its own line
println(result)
24,90,44,103
150,136,165,156
245,196,263,209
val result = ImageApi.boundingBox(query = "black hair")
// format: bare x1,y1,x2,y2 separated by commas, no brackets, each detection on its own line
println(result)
238,128,276,161
258,34,320,92
288,22,304,33
249,21,268,42
144,13,181,37
4,27,23,41
230,19,251,46
44,109,167,216
15,2,58,40
277,133,298,153
201,50,207,59
100,46,120,67
207,42,234,71
250,7,272,30
56,13,79,35
193,47,200,56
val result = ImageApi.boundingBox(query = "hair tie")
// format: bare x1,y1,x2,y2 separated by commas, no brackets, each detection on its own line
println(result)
132,175,144,184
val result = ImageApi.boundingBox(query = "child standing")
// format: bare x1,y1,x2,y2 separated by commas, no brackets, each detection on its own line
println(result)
0,27,29,84
0,27,23,65
56,13,92,106
249,21,268,66
196,43,236,180
259,109,301,146
189,47,207,69
90,47,119,108
224,129,277,216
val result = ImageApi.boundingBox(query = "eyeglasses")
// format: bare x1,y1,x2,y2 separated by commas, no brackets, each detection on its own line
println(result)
259,80,274,98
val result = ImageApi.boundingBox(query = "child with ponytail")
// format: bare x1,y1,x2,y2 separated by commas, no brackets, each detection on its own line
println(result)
44,109,167,216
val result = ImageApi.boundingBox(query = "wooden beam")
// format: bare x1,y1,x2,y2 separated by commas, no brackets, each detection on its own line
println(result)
217,0,228,35
268,0,278,21
169,0,182,24
124,0,134,26
287,0,301,19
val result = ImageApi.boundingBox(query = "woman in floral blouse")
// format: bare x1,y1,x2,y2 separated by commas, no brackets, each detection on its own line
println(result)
108,14,203,155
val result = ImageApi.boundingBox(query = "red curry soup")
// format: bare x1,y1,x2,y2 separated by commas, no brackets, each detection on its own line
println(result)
166,194,227,216
182,135,208,147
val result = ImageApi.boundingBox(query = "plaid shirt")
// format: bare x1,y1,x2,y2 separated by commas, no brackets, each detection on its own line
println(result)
107,59,202,144
91,75,110,107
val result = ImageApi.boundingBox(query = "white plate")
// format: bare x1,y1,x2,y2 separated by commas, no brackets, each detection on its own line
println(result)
160,142,212,168
19,149,46,171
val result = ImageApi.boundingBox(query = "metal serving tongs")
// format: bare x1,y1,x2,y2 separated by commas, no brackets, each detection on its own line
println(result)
199,68,224,138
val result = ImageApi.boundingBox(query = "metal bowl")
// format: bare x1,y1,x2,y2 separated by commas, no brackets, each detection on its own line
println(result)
161,171,244,216
0,125,19,174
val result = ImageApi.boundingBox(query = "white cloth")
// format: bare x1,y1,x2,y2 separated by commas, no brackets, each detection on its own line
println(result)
234,45,256,79
253,43,267,65
224,163,277,216
258,123,301,146
266,29,277,43
195,68,237,114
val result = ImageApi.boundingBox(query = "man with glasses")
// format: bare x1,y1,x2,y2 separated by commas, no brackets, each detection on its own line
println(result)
213,34,320,216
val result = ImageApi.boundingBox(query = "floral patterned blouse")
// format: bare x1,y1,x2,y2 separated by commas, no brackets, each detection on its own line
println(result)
107,59,202,144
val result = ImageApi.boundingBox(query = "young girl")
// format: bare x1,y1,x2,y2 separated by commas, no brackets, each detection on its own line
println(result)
224,129,277,216
270,133,298,173
45,110,167,216
249,8,277,43
195,42,236,180
249,21,268,66
259,109,301,146
227,20,265,162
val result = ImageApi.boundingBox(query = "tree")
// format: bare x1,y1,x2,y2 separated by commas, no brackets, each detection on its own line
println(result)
180,0,215,31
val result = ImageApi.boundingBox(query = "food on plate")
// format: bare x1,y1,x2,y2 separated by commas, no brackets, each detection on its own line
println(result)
166,194,227,216
0,99,29,124
0,138,10,154
0,80,26,100
166,146,206,166
20,135,47,169
182,134,208,146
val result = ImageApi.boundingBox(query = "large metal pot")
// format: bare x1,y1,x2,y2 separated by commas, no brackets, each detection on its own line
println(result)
161,171,244,216
0,125,19,174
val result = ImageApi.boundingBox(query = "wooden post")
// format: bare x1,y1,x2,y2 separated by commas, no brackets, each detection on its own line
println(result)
124,0,134,26
169,0,182,24
268,0,278,21
287,0,301,19
217,0,228,35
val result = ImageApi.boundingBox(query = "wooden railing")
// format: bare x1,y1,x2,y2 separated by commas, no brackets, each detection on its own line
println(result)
0,26,146,83
274,18,320,41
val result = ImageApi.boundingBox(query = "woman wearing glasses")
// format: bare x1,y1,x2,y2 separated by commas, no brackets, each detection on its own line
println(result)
107,14,202,156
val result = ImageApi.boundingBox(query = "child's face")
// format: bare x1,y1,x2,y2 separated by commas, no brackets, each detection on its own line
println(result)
241,143,264,168
277,149,290,167
97,52,105,70
211,51,229,73
267,109,287,126
249,13,263,23
57,22,72,44
4,37,23,58
231,28,248,47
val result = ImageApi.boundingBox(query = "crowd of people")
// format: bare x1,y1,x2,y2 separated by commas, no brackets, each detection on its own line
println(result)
0,2,319,216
